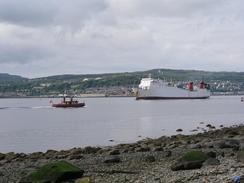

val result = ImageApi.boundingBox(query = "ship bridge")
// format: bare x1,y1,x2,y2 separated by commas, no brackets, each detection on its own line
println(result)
139,78,165,89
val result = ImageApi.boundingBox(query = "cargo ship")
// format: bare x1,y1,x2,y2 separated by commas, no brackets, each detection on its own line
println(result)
136,77,210,100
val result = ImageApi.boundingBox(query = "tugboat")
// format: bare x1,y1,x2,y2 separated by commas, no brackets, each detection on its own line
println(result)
51,96,85,108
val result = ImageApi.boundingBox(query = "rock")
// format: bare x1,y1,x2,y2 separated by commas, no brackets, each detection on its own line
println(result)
68,148,84,160
143,155,156,162
28,152,44,160
171,160,203,171
108,149,120,155
151,140,162,147
121,148,129,153
165,150,172,157
19,161,84,183
189,143,202,149
203,158,220,166
223,139,240,149
208,139,240,149
135,146,150,152
171,150,208,171
0,153,5,161
46,149,58,154
75,177,93,183
176,129,183,132
206,124,212,128
70,148,83,155
97,149,107,154
237,151,244,163
206,124,216,129
230,167,236,173
5,152,19,162
228,152,235,157
83,146,101,154
16,153,27,161
206,151,217,158
69,154,84,160
45,150,58,159
240,139,244,150
227,130,239,137
103,156,121,164
152,146,164,152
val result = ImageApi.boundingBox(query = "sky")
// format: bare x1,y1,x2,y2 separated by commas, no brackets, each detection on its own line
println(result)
0,0,244,78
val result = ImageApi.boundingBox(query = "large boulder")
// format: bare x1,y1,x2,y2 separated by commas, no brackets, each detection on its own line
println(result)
19,161,84,183
210,139,240,149
171,160,203,171
171,150,208,171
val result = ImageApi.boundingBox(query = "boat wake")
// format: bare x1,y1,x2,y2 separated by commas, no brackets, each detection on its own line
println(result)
0,106,52,110
31,106,52,109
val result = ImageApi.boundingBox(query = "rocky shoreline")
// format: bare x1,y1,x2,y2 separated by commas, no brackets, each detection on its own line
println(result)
0,125,243,183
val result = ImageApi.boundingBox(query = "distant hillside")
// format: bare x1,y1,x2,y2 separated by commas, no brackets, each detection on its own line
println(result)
30,68,244,83
0,73,27,82
1,68,244,96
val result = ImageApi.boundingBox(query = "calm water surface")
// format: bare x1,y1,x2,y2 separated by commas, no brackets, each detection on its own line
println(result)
0,96,243,153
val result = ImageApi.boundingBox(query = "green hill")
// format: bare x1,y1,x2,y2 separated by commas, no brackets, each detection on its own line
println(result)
0,73,27,82
0,68,244,96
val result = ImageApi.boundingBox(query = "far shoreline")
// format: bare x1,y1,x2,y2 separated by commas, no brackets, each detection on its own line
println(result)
0,93,244,99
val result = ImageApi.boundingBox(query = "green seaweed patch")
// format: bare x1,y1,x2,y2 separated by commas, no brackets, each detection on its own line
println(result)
181,150,208,162
20,161,84,183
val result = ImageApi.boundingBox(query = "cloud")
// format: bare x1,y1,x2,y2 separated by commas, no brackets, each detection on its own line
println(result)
107,0,227,18
0,0,244,77
0,0,107,27
0,0,55,27
0,42,53,64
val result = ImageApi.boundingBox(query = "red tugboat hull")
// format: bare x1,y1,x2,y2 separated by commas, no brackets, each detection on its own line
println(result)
52,103,85,108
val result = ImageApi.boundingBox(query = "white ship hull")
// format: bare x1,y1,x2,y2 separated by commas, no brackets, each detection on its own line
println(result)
136,78,210,100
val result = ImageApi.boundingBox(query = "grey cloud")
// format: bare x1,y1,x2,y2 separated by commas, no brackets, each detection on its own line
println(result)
0,0,244,77
0,0,56,26
107,0,227,18
0,43,53,64
0,0,107,27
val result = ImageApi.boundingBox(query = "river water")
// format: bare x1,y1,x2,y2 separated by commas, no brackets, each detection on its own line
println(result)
0,96,243,153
